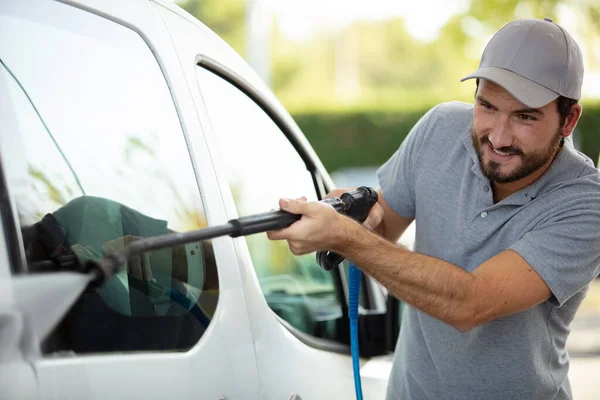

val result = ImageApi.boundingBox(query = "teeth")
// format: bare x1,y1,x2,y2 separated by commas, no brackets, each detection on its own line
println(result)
493,147,511,156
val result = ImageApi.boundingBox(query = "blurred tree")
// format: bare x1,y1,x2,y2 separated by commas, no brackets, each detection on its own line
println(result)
273,15,480,111
271,27,339,110
469,0,556,26
173,0,599,113
468,0,600,32
270,20,305,95
177,0,246,57
274,0,600,112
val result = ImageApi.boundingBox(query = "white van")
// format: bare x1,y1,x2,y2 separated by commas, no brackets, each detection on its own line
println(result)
0,1,400,399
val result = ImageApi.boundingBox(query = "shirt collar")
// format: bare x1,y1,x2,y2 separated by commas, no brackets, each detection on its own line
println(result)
521,141,585,200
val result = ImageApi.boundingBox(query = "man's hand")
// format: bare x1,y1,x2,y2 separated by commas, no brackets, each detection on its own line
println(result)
267,196,356,255
325,188,384,232
70,243,102,261
103,235,152,282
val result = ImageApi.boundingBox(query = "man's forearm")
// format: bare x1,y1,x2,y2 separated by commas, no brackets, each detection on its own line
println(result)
334,217,487,331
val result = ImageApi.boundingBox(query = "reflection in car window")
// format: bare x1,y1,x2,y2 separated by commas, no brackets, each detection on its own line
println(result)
0,2,218,354
196,67,344,342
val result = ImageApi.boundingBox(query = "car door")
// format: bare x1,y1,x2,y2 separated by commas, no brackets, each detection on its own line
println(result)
156,8,392,398
193,59,393,400
0,1,260,399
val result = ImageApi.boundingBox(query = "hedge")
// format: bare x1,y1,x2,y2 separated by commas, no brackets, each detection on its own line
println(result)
293,103,600,173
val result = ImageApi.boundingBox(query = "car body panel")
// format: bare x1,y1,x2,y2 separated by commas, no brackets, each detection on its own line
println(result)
0,1,393,399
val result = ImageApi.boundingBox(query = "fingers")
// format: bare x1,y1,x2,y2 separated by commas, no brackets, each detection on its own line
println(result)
324,187,356,200
70,244,101,261
270,196,306,212
279,197,311,215
317,189,385,231
102,235,150,281
267,197,316,240
266,228,286,241
128,255,143,281
362,203,384,231
142,252,152,281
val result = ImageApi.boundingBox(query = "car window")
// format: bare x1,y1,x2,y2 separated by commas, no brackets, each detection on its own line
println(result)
196,67,345,342
0,2,218,354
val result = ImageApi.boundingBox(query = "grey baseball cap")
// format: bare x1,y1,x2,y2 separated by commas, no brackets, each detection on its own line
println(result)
461,18,583,108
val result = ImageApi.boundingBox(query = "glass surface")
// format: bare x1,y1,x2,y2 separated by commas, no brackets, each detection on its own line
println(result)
0,2,218,354
196,66,344,341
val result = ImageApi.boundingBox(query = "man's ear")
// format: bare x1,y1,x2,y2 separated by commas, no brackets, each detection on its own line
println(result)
562,103,583,138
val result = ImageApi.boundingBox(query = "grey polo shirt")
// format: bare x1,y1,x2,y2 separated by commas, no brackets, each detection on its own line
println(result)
377,101,600,400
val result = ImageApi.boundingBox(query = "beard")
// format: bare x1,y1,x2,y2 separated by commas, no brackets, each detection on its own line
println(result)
471,127,563,184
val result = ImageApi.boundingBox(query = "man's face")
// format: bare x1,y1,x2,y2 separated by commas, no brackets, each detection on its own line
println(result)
471,80,564,184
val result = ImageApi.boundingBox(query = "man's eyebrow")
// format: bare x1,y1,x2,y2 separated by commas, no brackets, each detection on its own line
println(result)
512,107,544,116
475,95,496,109
476,95,545,116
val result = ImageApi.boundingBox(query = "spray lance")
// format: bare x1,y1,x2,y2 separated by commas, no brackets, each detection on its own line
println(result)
45,186,378,399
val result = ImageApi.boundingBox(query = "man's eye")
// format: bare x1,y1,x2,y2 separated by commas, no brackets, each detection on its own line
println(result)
518,114,536,121
480,101,493,110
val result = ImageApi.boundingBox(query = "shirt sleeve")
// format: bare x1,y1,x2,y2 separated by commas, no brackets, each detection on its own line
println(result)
509,195,600,306
376,106,438,219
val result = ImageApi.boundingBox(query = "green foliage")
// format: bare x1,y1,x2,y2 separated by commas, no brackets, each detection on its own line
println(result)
274,16,480,113
294,103,600,172
468,0,600,33
174,0,600,172
177,0,246,56
274,0,600,113
577,102,600,166
469,0,558,27
293,107,427,173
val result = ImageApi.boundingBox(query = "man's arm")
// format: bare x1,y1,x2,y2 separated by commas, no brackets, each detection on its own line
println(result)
326,188,413,242
372,188,414,242
267,198,551,332
335,217,551,332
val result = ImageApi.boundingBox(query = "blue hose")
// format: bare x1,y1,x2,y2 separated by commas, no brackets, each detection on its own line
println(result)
166,287,211,328
348,262,363,400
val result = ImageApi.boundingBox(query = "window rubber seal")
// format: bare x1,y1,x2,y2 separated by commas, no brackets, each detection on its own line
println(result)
0,153,27,273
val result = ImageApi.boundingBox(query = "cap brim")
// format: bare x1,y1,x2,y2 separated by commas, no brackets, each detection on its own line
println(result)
460,67,559,108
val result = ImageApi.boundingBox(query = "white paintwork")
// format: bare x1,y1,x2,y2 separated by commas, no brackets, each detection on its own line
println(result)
159,4,391,398
13,273,94,354
0,222,38,400
0,1,393,399
0,14,39,399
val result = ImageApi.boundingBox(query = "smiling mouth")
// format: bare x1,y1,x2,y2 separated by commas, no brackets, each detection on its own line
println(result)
491,146,515,156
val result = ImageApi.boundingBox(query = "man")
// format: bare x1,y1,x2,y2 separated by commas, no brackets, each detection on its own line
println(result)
267,18,600,399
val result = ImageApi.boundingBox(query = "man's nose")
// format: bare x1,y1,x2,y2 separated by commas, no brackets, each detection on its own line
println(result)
488,114,513,149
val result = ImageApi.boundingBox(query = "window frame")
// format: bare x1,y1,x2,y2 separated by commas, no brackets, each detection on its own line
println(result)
197,57,327,199
0,2,219,353
196,57,354,352
1,2,204,277
0,153,26,274
0,3,266,397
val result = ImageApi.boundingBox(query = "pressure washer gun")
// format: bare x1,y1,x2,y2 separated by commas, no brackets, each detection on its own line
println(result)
48,186,379,288
315,186,378,270
42,186,378,400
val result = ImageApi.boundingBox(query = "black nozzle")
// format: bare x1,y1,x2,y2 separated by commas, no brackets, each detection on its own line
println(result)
316,186,378,271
